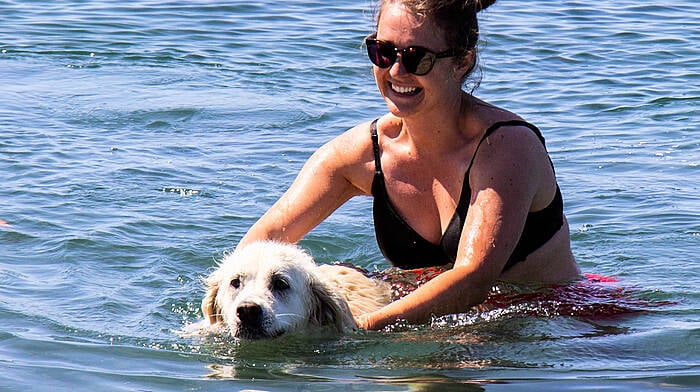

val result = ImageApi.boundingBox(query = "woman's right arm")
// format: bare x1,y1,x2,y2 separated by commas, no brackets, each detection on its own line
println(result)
238,122,375,248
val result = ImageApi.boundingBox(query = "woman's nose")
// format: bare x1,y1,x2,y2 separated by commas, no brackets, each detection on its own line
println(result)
389,54,408,76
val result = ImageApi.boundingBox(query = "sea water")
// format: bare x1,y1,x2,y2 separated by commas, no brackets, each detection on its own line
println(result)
1,0,698,390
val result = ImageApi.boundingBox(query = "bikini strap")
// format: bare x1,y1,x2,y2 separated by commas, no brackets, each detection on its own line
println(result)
370,119,382,175
373,118,547,179
484,119,546,145
466,120,547,172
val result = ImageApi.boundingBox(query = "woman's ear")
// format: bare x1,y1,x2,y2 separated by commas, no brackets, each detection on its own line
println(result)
453,50,476,81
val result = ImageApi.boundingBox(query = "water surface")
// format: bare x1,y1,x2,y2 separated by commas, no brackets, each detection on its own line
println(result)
1,0,698,390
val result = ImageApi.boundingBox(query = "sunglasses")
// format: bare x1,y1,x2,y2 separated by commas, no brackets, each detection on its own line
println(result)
365,35,461,76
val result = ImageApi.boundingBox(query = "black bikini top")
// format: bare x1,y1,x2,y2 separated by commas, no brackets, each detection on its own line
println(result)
370,119,564,271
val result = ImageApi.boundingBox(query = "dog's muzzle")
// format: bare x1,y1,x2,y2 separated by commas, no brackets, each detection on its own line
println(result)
235,303,271,339
237,303,263,325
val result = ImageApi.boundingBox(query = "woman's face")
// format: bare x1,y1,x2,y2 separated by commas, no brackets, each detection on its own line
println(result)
373,2,465,119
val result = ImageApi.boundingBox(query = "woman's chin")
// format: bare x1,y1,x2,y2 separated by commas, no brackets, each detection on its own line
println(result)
384,96,423,118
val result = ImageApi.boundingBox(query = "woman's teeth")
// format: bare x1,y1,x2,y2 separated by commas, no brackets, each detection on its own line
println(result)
390,83,419,95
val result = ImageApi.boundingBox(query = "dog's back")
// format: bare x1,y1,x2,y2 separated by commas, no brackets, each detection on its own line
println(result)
316,264,391,317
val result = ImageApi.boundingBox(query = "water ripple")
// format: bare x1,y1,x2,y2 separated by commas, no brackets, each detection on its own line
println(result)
1,0,698,389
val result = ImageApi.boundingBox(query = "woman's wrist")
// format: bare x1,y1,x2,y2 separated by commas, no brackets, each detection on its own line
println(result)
357,310,393,331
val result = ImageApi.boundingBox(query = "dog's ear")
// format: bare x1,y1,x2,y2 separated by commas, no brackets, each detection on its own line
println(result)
309,279,357,332
201,277,223,325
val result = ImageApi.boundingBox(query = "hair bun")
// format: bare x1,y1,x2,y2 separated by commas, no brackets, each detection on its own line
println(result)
474,0,497,12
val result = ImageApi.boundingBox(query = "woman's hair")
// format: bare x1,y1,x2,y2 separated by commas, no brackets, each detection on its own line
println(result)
376,0,496,88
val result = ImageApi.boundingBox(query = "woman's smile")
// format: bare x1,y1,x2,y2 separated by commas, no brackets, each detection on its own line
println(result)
389,81,421,96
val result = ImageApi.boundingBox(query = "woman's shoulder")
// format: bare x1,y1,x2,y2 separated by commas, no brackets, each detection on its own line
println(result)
327,115,403,151
327,119,377,153
474,119,549,167
468,115,556,201
469,99,542,145
309,119,382,194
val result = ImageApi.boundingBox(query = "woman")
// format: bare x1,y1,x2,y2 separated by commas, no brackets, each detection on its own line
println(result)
239,0,580,330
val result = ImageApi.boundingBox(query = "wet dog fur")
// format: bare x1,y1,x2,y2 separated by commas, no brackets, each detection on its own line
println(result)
190,241,391,339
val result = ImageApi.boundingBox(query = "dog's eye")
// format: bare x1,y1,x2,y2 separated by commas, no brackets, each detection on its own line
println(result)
271,276,290,292
230,277,241,289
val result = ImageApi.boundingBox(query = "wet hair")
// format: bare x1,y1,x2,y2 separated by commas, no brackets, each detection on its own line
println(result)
376,0,497,89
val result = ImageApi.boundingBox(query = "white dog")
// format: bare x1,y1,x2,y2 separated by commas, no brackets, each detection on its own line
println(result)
192,241,391,339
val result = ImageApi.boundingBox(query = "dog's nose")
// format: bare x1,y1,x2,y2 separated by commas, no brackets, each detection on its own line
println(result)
236,303,263,326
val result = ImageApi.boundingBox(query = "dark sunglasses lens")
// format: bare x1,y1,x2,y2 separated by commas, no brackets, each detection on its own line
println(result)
366,39,436,75
400,47,429,74
401,47,425,73
367,41,395,68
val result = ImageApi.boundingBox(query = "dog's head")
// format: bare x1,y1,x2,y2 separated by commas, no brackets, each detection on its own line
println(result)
201,241,356,339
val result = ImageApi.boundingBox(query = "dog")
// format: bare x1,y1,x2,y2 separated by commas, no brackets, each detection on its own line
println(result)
190,241,391,339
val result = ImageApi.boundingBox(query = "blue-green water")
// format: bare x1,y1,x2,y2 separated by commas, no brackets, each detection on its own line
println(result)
1,0,698,390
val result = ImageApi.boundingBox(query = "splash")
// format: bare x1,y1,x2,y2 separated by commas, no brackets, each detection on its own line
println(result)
374,268,673,322
161,187,203,196
480,274,672,320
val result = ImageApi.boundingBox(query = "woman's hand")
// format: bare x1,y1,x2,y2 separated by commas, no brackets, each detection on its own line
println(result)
355,313,371,330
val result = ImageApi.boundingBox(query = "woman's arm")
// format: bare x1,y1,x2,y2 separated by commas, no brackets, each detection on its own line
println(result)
239,122,375,247
359,125,552,330
358,263,493,330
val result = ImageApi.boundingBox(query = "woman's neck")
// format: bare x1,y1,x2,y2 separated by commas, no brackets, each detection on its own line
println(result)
397,92,481,156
